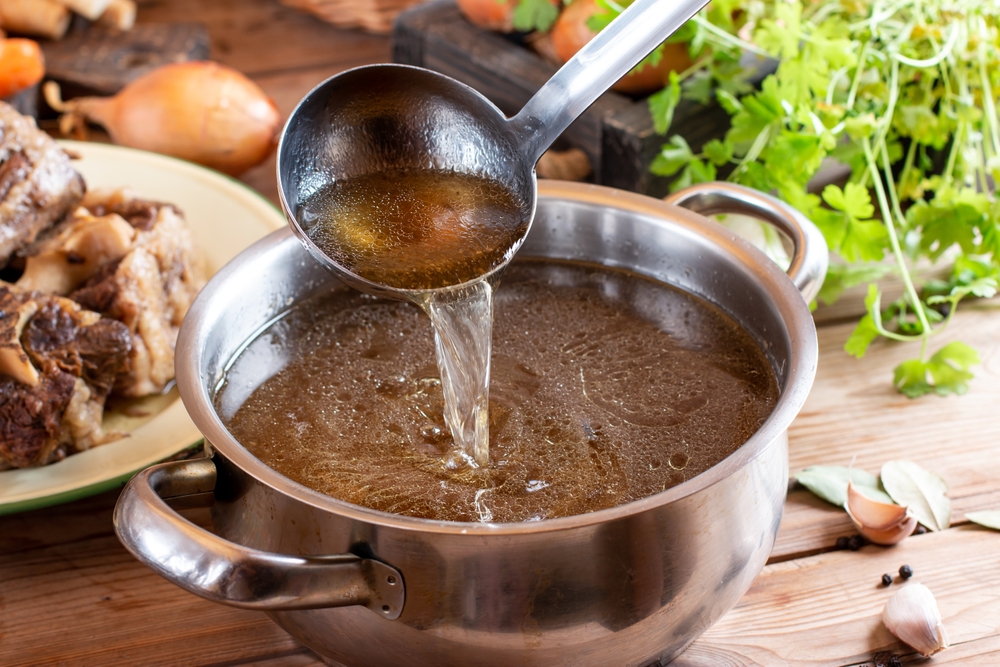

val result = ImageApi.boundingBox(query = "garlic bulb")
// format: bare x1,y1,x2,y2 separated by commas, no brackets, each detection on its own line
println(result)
845,481,917,545
882,583,949,657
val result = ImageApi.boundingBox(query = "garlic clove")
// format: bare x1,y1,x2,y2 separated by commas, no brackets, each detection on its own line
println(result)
847,481,908,530
845,481,918,545
882,582,950,657
854,513,918,545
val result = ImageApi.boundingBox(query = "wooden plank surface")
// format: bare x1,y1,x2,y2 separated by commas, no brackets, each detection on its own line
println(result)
772,298,1000,561
680,526,1000,666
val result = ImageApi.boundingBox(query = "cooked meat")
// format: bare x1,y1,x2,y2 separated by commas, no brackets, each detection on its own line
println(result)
71,190,205,397
0,369,77,469
0,102,85,267
0,285,131,469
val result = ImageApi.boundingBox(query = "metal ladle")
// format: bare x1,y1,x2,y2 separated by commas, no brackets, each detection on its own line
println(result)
276,0,710,298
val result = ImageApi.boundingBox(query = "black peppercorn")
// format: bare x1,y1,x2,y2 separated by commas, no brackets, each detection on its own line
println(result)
835,536,850,550
881,573,892,586
847,534,865,551
889,656,902,667
899,564,913,579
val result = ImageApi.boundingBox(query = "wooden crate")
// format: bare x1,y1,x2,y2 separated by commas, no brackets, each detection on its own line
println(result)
392,0,770,196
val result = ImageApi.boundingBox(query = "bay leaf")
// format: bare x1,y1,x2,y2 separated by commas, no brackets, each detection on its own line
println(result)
966,510,1000,531
795,465,893,507
881,460,951,532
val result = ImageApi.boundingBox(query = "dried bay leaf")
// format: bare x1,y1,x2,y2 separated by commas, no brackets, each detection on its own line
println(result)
795,465,893,507
881,460,951,532
966,510,1000,531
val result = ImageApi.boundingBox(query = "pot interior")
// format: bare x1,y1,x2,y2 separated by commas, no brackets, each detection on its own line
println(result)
178,181,814,524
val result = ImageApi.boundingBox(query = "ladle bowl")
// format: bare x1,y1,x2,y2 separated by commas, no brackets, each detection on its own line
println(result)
277,0,711,297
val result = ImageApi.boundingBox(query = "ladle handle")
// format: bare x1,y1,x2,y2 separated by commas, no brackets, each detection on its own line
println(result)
664,182,829,303
113,457,405,618
511,0,710,163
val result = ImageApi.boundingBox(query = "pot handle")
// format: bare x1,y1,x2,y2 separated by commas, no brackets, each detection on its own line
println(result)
664,182,828,303
113,458,405,619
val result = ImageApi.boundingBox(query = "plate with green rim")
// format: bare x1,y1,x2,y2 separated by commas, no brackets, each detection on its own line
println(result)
0,141,286,515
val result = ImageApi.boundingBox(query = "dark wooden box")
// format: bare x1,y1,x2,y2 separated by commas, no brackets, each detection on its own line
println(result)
392,0,765,196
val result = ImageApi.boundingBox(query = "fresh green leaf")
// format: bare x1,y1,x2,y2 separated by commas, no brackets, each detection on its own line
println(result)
702,139,733,166
880,460,951,532
818,263,893,306
894,359,933,397
966,510,1000,531
754,2,801,59
796,465,894,507
512,0,559,32
845,284,882,358
924,341,979,396
824,183,874,220
650,135,695,177
649,71,682,135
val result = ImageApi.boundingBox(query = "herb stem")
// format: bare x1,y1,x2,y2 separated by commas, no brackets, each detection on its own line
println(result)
691,15,771,59
863,137,932,342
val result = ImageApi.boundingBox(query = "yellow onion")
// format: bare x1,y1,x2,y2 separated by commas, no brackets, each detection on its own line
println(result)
45,62,281,176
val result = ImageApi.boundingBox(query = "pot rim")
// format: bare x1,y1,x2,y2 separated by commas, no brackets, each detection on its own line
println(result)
177,180,817,536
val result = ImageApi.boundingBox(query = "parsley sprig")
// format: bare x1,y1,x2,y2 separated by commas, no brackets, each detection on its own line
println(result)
644,0,1000,397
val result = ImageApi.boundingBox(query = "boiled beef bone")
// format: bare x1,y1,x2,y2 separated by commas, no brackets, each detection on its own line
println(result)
70,190,206,396
0,102,85,266
0,285,130,469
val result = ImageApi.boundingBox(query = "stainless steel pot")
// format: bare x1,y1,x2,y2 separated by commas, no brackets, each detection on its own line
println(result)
115,181,827,667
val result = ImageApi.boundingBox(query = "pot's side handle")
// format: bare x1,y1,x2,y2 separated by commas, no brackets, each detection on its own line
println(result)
664,182,828,303
113,458,404,619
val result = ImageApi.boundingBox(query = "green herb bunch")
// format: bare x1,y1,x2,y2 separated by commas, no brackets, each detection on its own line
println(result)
642,0,1000,397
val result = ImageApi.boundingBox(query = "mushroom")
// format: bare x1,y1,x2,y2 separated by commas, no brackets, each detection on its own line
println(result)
17,212,136,295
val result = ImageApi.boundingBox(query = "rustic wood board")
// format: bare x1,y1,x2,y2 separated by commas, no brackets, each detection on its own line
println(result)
41,23,210,98
136,0,392,78
679,526,1000,666
769,297,1000,561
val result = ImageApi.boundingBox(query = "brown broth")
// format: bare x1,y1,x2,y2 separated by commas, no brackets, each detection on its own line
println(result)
216,260,779,523
299,170,529,291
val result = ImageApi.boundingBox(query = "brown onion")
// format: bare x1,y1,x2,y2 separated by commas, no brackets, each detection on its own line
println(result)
45,62,281,176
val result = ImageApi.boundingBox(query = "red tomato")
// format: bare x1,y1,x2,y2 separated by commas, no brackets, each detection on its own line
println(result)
0,39,45,99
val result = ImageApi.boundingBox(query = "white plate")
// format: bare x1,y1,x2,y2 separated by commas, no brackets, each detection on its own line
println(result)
0,141,285,514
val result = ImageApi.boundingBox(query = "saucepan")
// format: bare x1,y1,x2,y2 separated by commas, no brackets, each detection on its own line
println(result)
114,180,826,667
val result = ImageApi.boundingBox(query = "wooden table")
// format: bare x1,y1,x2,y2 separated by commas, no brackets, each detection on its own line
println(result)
3,2,1000,665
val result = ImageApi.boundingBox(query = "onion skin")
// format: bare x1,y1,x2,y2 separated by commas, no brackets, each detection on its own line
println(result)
551,0,693,95
53,62,281,176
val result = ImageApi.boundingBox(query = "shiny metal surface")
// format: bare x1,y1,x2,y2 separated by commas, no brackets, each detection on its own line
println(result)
663,182,828,303
276,0,709,297
119,182,826,666
114,458,405,618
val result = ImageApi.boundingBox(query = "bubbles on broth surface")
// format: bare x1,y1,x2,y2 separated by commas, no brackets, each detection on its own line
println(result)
217,260,779,523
